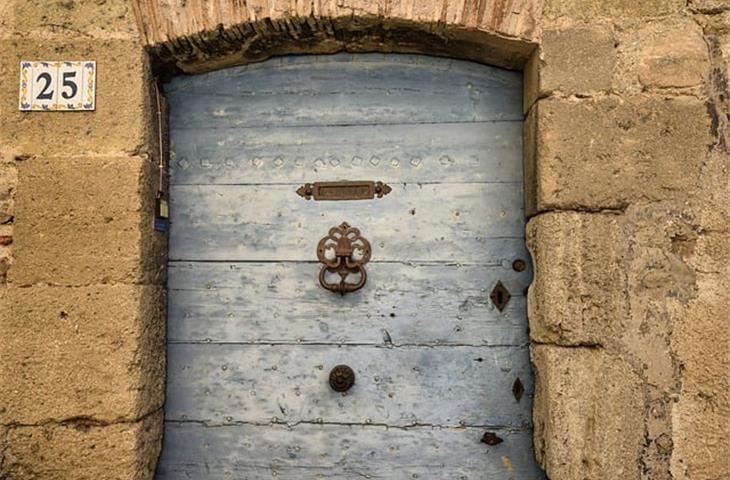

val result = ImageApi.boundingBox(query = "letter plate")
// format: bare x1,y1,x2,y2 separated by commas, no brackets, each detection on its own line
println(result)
296,181,392,201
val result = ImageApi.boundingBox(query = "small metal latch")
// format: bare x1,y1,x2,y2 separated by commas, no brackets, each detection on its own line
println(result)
329,365,355,392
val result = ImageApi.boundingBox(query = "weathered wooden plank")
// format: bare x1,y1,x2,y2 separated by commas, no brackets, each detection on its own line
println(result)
165,344,533,428
156,422,545,479
168,262,530,345
168,183,526,262
163,52,536,477
166,53,522,91
170,121,523,185
165,54,523,128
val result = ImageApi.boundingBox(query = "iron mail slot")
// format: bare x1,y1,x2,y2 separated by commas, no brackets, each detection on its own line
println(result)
296,180,392,201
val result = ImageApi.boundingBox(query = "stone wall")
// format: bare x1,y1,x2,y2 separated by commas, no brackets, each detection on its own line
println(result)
0,1,728,479
0,1,166,478
527,3,730,478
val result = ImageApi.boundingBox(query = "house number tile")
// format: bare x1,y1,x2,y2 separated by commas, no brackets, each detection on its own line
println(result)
19,60,96,111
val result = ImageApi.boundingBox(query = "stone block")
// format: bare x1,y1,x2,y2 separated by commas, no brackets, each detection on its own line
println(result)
523,48,539,113
526,211,626,346
544,0,685,22
637,19,710,89
0,38,152,157
2,0,138,38
1,412,162,480
688,0,730,12
618,202,698,402
0,150,17,284
10,156,165,286
530,96,713,212
538,26,616,95
531,345,644,480
670,273,730,480
0,285,165,425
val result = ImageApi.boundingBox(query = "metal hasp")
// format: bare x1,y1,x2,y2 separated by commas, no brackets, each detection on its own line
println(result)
317,222,371,295
329,365,356,392
297,181,392,201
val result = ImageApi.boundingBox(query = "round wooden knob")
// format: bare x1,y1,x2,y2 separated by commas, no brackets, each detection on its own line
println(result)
329,365,355,392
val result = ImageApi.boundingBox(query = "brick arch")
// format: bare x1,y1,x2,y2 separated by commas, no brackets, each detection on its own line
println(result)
131,0,541,74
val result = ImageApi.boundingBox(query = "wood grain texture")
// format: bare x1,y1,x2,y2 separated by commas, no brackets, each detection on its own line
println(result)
169,121,523,185
168,262,530,346
166,55,522,129
168,183,526,263
160,53,537,478
157,422,545,479
166,344,533,427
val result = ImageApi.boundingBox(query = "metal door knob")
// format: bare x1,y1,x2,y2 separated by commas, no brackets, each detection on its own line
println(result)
329,365,355,392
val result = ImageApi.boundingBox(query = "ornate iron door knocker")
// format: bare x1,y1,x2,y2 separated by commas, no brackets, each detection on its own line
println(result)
317,222,371,295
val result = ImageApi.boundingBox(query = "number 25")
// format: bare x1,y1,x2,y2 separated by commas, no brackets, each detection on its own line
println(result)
36,71,78,101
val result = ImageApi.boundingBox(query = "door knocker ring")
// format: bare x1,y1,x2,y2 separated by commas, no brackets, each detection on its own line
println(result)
317,222,371,295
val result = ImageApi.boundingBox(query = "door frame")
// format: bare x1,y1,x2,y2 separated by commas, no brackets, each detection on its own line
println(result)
144,10,544,471
130,2,649,478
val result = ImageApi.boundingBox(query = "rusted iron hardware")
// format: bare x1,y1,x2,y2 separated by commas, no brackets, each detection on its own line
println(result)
297,181,392,201
512,377,525,402
317,222,371,295
512,258,526,272
481,431,504,446
329,365,356,392
490,280,511,312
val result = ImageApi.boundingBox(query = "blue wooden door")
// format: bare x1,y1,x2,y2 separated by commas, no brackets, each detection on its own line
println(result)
158,54,542,479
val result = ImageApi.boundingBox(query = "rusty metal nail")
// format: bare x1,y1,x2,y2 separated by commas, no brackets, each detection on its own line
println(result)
512,259,526,272
481,431,503,446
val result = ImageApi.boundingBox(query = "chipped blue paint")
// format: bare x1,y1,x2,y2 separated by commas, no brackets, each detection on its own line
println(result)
158,53,543,479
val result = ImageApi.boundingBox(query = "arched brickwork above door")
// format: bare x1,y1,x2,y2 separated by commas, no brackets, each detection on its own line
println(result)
131,0,541,73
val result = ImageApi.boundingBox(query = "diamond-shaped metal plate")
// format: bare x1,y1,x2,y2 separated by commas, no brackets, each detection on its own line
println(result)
512,377,525,402
490,280,511,312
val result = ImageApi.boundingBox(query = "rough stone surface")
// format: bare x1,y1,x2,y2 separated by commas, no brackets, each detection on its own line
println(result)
689,0,730,13
0,1,728,479
0,149,17,284
544,0,685,22
0,424,7,466
0,412,162,480
637,19,710,89
671,275,730,480
0,285,165,425
0,0,139,38
529,95,714,212
531,345,645,480
528,196,730,478
10,156,165,286
131,0,540,73
0,37,153,157
526,212,625,346
537,26,617,95
132,0,542,45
